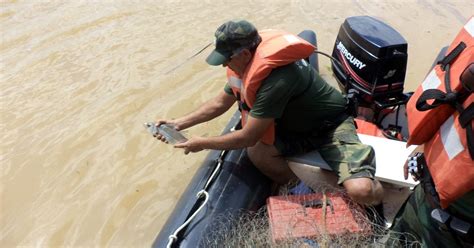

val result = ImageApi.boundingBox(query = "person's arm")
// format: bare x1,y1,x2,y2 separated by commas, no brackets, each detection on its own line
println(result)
154,90,235,143
156,90,235,130
174,115,272,154
174,91,236,130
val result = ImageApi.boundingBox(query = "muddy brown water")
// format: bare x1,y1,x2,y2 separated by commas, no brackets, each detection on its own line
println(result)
1,1,472,246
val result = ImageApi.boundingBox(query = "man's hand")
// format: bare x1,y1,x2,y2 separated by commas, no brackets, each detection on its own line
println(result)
174,136,206,154
154,119,181,143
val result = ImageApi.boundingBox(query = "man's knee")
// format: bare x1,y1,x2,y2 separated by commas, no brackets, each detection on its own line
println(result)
343,178,381,205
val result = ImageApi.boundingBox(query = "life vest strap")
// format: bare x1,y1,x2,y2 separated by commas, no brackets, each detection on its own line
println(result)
239,101,251,112
415,88,459,111
233,91,251,112
417,42,467,112
438,42,467,71
418,160,442,209
460,103,474,128
437,42,465,96
459,103,474,160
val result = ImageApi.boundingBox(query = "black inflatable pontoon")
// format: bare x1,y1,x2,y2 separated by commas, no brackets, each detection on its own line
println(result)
154,16,412,248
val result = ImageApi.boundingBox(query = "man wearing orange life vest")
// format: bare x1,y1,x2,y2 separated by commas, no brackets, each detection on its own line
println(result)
156,20,384,206
388,16,474,247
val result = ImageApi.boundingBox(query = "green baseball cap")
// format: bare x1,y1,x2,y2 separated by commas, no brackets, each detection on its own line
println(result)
206,20,261,66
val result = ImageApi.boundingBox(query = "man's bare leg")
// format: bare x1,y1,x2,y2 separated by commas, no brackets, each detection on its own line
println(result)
247,141,297,184
248,141,383,206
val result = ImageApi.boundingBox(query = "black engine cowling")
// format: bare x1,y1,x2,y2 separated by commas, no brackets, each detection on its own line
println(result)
331,16,408,105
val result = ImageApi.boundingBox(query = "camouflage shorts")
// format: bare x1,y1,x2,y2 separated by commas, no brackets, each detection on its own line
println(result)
275,117,376,185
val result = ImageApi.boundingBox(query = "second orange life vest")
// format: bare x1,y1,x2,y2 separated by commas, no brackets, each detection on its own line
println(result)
407,16,474,146
407,16,474,208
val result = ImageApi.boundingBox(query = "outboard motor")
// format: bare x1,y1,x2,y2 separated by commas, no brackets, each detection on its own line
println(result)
331,16,411,123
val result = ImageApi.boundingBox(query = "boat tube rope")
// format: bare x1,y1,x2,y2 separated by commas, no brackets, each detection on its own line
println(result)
166,190,209,248
166,149,227,248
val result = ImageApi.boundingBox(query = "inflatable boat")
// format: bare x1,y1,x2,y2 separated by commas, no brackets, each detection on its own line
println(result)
153,16,423,248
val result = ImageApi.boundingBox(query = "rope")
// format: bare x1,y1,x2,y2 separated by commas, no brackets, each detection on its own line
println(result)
205,150,226,190
314,50,344,71
166,149,227,247
164,42,213,75
166,190,209,248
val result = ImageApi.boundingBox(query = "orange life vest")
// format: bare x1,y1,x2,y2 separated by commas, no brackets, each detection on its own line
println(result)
407,16,474,208
407,16,474,146
226,30,315,144
425,95,473,208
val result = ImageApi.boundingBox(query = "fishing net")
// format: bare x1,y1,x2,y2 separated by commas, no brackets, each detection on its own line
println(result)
202,183,422,248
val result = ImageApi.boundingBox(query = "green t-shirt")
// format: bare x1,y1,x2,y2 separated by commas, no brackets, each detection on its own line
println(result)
224,59,347,134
